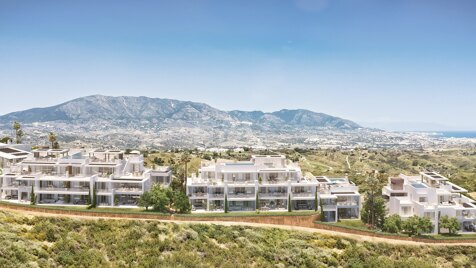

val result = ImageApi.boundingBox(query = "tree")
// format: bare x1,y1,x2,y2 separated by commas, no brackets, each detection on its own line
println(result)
53,141,60,149
361,196,386,229
180,153,191,191
439,215,460,235
0,136,12,144
87,187,92,206
30,185,36,205
153,157,164,166
172,191,191,214
256,191,260,210
88,184,97,209
403,216,433,236
288,193,292,212
48,132,57,149
138,191,153,211
314,190,318,212
361,177,386,229
224,194,228,213
12,121,23,144
170,177,183,192
382,214,403,233
149,184,171,213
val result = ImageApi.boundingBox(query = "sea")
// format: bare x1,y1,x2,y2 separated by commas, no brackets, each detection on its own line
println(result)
432,131,476,139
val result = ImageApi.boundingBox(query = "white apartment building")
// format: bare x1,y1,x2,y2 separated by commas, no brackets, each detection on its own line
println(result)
187,155,316,212
186,155,361,219
317,177,361,222
0,148,172,207
383,172,476,233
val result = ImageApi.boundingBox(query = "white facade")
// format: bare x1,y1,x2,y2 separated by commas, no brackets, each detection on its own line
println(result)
0,148,172,207
383,172,476,233
186,155,361,218
187,155,318,212
317,177,361,222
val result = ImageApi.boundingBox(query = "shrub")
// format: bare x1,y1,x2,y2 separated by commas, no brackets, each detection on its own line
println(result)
382,214,403,233
402,216,433,236
439,215,460,235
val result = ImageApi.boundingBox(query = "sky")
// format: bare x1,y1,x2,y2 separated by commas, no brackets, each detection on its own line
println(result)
1,0,475,131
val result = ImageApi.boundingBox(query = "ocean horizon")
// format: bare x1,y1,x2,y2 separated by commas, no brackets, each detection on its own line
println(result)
431,131,476,138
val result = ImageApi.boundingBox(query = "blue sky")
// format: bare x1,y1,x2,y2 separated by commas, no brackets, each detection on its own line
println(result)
1,0,475,130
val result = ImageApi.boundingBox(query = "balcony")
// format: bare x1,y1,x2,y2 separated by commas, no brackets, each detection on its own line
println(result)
228,193,255,199
292,192,314,198
322,205,337,211
2,183,20,188
208,193,225,199
459,211,476,220
37,187,90,193
261,180,287,185
260,192,287,198
97,188,112,193
115,187,142,193
190,192,208,198
337,200,359,206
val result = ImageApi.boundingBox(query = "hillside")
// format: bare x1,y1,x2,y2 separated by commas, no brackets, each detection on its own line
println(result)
0,210,473,267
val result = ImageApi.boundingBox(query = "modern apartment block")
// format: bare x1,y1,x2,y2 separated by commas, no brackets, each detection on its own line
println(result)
317,177,361,222
186,155,361,219
0,143,32,168
383,172,476,233
0,148,172,207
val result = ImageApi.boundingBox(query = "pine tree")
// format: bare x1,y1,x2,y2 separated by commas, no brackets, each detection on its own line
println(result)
30,185,36,205
314,191,318,212
89,184,97,209
87,186,92,206
256,191,260,211
224,194,228,213
288,193,292,212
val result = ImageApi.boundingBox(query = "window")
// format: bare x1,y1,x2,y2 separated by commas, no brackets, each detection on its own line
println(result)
419,197,427,203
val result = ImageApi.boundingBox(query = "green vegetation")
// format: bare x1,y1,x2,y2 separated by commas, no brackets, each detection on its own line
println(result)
1,211,475,267
402,216,434,237
224,194,228,213
288,193,292,212
12,121,24,144
48,132,58,149
382,214,403,234
439,215,461,235
88,185,97,209
138,184,191,214
29,186,36,205
0,136,12,144
361,177,386,229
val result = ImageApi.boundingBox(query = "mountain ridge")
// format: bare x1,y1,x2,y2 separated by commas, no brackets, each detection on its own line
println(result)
0,95,361,130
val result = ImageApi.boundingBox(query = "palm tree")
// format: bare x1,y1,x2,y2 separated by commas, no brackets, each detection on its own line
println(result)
48,132,57,149
180,152,191,191
12,121,23,144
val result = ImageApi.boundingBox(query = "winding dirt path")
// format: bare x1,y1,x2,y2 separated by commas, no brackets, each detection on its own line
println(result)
3,206,475,247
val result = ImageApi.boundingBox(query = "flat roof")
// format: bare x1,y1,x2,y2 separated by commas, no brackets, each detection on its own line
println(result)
411,183,428,189
421,172,449,181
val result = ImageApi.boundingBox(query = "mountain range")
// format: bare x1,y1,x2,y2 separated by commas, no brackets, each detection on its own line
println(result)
0,95,363,148
0,95,361,129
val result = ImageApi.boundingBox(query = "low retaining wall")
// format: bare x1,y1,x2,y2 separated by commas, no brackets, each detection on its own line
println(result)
313,222,476,244
0,202,318,228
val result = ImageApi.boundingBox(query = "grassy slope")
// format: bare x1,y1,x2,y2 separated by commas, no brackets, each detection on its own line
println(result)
1,211,475,267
